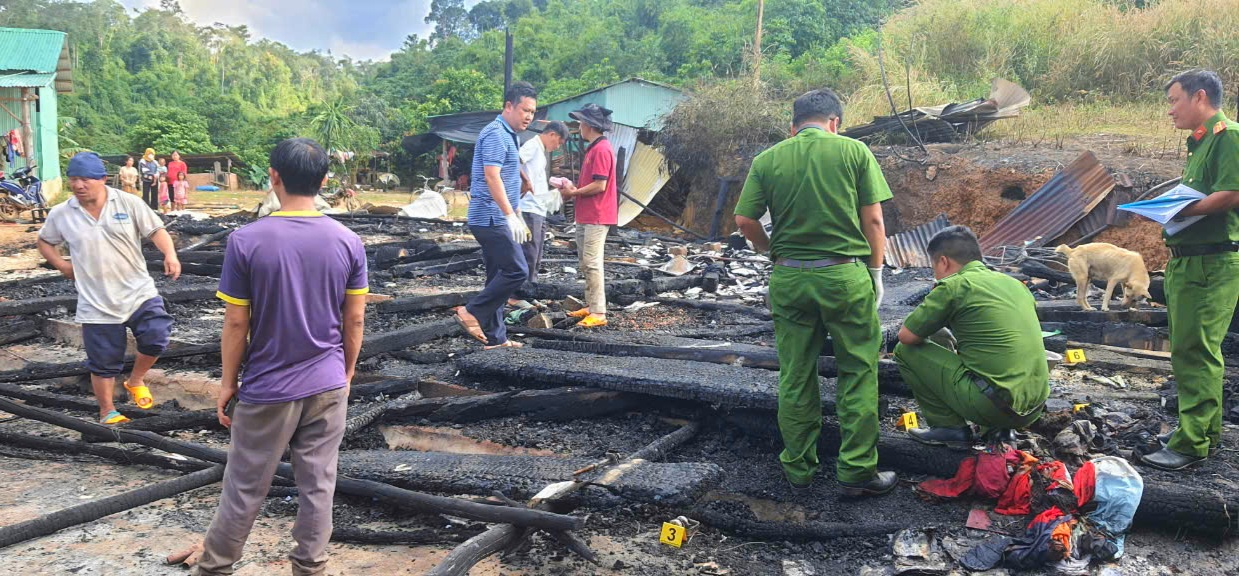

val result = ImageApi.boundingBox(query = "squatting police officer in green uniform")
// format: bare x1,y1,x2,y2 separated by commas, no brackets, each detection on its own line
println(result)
734,88,897,497
893,226,1049,445
1142,69,1239,471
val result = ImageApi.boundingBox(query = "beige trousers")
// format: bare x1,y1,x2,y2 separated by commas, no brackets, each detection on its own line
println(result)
577,224,609,314
195,387,348,576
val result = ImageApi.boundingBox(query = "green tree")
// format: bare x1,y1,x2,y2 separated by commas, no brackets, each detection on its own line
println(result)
126,108,214,154
426,0,472,43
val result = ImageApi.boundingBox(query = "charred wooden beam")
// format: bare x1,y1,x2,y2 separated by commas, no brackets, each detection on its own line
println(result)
359,318,458,358
0,465,226,550
391,258,483,278
0,397,583,532
428,423,703,576
0,342,221,384
456,348,913,413
656,297,772,320
1035,300,1167,327
147,260,222,277
330,526,483,545
178,228,233,252
0,319,39,346
0,283,218,316
528,339,907,393
692,504,903,541
383,387,641,423
337,449,722,508
516,275,703,302
0,431,208,472
376,291,479,314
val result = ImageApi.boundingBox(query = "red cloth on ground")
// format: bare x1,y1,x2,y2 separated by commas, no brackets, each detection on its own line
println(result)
1073,460,1096,509
918,454,978,498
995,451,1040,515
974,450,1018,498
917,449,1016,499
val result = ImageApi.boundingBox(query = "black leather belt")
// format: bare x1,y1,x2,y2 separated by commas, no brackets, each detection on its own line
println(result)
1169,242,1239,258
775,256,858,269
972,375,1042,423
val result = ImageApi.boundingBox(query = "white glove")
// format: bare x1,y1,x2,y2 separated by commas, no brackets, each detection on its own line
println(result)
869,267,885,308
506,212,531,244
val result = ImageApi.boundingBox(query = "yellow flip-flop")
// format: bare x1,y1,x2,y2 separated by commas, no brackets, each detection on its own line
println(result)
123,380,154,410
578,314,608,328
101,410,130,425
566,308,591,319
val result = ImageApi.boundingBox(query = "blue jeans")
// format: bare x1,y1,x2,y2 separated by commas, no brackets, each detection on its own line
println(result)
466,223,528,345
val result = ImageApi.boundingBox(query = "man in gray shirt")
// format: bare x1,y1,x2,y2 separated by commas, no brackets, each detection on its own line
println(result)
37,152,182,424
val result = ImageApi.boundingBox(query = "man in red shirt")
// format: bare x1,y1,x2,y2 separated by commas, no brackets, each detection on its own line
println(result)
166,150,188,189
561,104,617,328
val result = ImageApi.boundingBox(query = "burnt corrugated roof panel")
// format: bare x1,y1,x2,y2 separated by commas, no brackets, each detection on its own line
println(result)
886,214,950,268
978,151,1115,255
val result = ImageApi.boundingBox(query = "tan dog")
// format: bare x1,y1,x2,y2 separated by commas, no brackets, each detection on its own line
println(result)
1054,243,1152,311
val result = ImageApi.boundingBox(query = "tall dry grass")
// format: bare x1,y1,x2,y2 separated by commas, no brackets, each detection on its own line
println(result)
828,0,1238,151
876,0,1239,102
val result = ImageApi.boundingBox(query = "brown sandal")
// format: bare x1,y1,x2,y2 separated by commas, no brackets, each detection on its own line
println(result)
484,340,524,350
454,307,487,343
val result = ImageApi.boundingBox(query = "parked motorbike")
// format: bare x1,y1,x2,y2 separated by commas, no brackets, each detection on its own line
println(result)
0,165,48,221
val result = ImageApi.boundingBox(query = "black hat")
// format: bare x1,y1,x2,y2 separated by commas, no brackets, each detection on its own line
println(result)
569,103,614,133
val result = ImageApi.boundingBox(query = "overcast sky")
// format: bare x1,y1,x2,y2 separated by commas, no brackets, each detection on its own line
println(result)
117,0,463,61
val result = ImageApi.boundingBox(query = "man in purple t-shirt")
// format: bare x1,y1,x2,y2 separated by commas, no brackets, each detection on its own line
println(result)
196,138,368,576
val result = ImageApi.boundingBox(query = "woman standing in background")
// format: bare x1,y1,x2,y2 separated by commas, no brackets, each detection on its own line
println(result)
119,156,139,195
139,149,159,209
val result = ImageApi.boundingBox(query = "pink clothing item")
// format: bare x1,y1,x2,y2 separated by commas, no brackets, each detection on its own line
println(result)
173,181,189,204
158,182,169,206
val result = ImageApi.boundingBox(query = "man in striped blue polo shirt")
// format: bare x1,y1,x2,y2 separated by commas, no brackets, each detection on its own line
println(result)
455,82,538,349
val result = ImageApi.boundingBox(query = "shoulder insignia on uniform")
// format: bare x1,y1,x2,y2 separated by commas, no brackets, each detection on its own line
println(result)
1192,126,1207,141
1214,122,1227,135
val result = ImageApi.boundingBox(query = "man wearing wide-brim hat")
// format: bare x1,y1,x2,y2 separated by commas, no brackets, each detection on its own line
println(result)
560,103,617,328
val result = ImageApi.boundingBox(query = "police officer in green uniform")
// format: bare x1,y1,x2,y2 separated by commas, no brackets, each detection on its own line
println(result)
734,88,897,497
893,226,1049,445
1141,70,1239,471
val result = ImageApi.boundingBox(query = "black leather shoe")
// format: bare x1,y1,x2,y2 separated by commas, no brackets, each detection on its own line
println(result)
1140,447,1204,471
1157,429,1222,456
908,426,973,446
839,471,899,498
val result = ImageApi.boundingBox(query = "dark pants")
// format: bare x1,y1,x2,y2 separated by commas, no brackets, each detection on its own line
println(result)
521,212,546,283
142,178,158,210
466,223,528,346
82,296,172,377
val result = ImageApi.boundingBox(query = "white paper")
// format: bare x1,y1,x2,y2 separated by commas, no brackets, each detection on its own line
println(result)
1117,184,1207,236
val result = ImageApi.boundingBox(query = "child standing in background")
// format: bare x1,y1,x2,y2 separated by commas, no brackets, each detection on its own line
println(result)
174,172,189,211
157,174,170,213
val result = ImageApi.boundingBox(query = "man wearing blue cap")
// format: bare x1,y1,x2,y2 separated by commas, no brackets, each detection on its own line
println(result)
37,152,181,425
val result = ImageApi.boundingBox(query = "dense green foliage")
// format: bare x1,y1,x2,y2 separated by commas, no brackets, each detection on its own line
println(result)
2,0,1233,183
0,0,895,179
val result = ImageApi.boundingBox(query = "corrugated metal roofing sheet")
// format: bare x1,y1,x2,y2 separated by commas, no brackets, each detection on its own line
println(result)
617,142,671,227
978,151,1115,255
0,27,67,73
886,214,951,268
0,71,55,88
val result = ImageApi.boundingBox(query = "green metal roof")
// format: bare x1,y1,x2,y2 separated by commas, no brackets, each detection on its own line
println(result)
0,27,67,73
0,72,55,88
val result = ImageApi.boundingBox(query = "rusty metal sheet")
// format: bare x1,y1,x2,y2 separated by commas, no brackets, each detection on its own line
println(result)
979,151,1115,255
886,214,950,268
